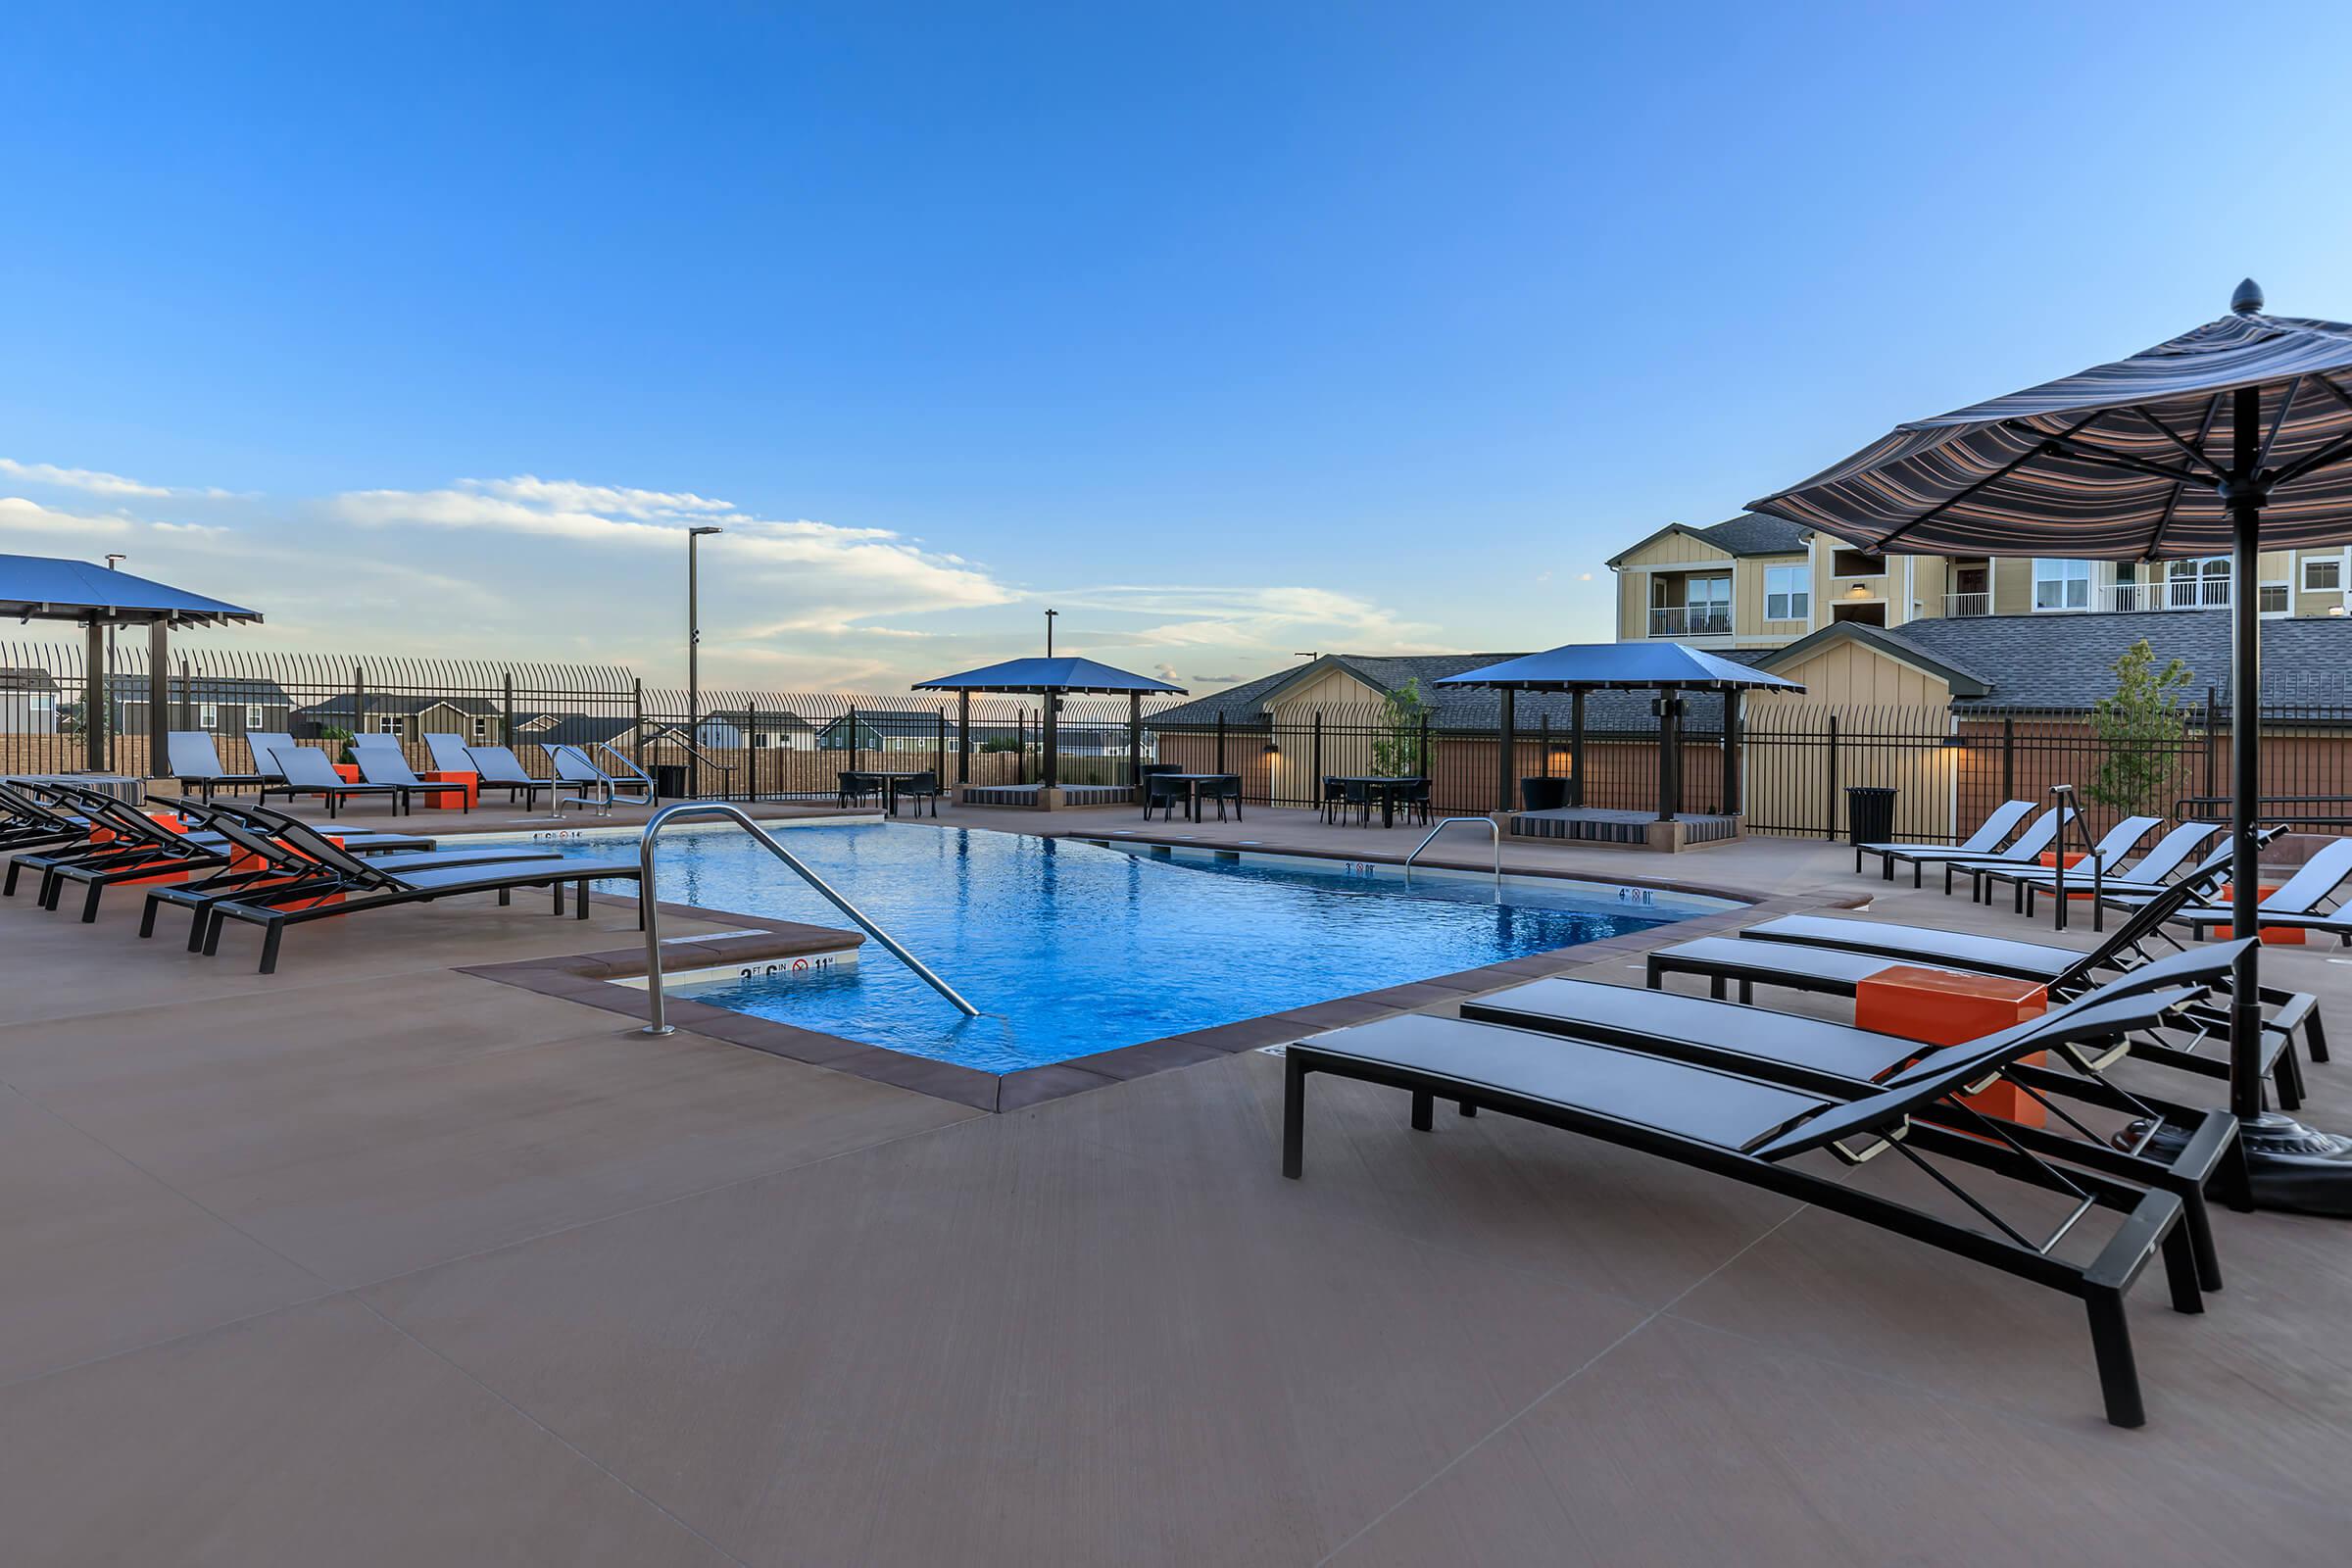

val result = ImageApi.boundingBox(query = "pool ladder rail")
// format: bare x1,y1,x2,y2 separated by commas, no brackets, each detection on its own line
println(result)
636,802,978,1036
1403,816,1502,887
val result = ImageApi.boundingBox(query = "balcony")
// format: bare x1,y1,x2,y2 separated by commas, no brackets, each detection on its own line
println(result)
1648,606,1732,638
1943,591,1990,617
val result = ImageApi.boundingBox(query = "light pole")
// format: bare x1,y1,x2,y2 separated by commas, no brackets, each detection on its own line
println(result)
687,526,723,799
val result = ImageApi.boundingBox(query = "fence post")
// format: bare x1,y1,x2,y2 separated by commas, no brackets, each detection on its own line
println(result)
178,657,191,731
81,617,105,771
1126,692,1140,798
2001,715,2016,805
1569,691,1585,807
1825,712,1840,840
942,706,953,793
1539,713,1551,777
1417,713,1430,781
958,690,971,791
1216,712,1226,774
2202,685,2218,802
352,662,366,754
1656,695,1682,821
632,678,645,766
502,672,514,750
744,699,758,803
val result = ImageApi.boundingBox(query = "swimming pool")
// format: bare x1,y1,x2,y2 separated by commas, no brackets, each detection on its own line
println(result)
503,823,1733,1073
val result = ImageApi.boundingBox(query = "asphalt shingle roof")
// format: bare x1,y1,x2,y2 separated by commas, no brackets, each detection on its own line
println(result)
1878,611,2352,711
1693,514,1813,557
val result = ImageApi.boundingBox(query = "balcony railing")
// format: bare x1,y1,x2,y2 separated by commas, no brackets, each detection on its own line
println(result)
1944,591,1990,617
1648,606,1732,637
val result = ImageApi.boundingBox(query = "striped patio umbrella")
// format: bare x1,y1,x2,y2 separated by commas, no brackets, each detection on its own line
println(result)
1748,280,2352,1210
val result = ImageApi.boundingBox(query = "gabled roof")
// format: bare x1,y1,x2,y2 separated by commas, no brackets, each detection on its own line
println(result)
108,673,293,704
0,666,61,695
1606,514,1813,567
1753,622,1993,698
1437,642,1805,693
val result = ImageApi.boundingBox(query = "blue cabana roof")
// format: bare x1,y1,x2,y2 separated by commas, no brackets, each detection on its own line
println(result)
0,553,263,626
1435,642,1803,693
912,657,1185,695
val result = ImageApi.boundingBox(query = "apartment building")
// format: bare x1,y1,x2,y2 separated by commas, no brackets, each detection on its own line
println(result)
1611,514,2351,649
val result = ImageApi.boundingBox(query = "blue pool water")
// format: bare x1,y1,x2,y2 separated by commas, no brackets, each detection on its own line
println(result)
513,824,1731,1072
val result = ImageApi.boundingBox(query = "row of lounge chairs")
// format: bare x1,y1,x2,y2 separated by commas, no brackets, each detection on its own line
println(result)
1,778,641,973
1283,807,2346,1428
167,730,658,816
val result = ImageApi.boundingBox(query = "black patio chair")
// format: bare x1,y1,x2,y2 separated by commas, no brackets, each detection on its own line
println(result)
1143,771,1187,821
1395,777,1432,827
1201,774,1242,822
1282,979,2216,1429
894,770,945,817
838,771,883,809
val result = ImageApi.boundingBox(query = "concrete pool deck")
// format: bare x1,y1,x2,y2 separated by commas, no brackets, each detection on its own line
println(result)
4,812,2351,1563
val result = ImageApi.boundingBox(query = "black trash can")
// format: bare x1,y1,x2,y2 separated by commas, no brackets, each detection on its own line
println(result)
1845,785,1896,846
652,762,688,800
1520,776,1569,812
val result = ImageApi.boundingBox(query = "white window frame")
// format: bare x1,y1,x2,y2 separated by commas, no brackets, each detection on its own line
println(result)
472,715,491,740
1763,564,1809,622
244,705,264,729
2033,559,2091,612
198,701,220,729
377,716,403,735
2303,554,2344,593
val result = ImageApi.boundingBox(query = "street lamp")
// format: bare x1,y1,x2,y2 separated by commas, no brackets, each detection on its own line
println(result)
687,526,723,799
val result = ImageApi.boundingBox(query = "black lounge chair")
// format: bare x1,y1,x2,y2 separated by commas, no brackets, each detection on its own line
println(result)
1915,805,2078,895
1645,867,2323,1107
195,826,643,973
1855,799,2034,884
2000,821,2225,917
547,743,657,810
10,790,231,919
1282,983,2213,1428
453,744,554,810
0,779,88,852
352,737,471,811
166,731,272,800
1955,813,2162,906
137,800,564,950
2103,837,2352,942
265,743,409,818
1461,944,2253,1292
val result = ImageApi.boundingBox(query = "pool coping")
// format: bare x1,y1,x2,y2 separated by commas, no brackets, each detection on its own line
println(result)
460,879,1867,1114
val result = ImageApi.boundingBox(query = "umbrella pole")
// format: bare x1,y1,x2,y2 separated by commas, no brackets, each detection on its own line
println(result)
2213,387,2352,1209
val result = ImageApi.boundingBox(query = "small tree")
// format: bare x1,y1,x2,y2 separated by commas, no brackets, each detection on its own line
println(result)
2086,639,2192,817
1371,678,1432,776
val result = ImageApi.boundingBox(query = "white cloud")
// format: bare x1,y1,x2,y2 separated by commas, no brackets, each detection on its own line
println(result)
0,457,237,499
1048,582,1451,659
0,496,134,536
330,475,1013,624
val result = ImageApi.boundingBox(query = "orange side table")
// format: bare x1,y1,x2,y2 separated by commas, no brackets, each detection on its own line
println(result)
1855,964,2049,1127
420,769,478,809
227,834,347,906
331,762,362,784
2036,850,2099,899
2211,883,2303,946
107,811,195,887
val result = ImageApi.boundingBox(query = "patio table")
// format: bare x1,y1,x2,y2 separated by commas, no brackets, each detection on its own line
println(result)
1327,775,1426,828
1155,773,1242,823
852,769,932,816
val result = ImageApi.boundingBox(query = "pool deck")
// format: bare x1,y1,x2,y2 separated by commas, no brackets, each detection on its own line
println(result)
6,804,2352,1564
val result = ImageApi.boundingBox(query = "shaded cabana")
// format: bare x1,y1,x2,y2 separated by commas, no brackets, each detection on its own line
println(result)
911,657,1185,805
1436,642,1802,850
0,554,262,774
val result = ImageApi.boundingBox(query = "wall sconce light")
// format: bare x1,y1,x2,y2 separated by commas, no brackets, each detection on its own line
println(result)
1847,582,1871,598
1262,739,1281,756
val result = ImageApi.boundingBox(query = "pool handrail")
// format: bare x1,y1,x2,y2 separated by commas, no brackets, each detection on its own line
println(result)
637,801,978,1034
1404,816,1501,886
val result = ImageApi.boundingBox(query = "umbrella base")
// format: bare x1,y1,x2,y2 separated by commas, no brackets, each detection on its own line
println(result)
2126,1112,2352,1218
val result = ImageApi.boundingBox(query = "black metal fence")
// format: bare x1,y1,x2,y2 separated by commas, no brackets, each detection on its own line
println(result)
7,638,2344,838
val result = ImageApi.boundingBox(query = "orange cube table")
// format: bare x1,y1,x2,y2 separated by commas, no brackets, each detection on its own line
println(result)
331,762,362,784
91,811,194,887
420,769,478,809
227,834,347,906
2211,883,2303,946
2036,850,2099,899
1855,964,2048,1127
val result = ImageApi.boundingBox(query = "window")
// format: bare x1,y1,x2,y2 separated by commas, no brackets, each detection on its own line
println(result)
378,716,402,735
1831,548,1882,578
199,702,220,729
2034,559,2091,611
1764,564,1809,621
2305,555,2344,593
244,705,264,729
472,715,490,740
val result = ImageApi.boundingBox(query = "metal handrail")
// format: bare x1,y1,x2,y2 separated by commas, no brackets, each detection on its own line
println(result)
636,801,976,1035
1404,815,1501,886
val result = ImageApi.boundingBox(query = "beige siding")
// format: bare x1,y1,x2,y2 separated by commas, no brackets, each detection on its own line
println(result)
1616,531,1728,568
1267,666,1385,713
1614,531,1735,640
1743,642,1956,840
1751,640,1952,710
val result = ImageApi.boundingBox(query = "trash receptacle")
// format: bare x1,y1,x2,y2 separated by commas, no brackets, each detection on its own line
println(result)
1845,785,1896,846
652,763,688,800
1520,776,1569,811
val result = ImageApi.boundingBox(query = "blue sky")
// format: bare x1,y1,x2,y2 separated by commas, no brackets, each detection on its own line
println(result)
7,1,2352,692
